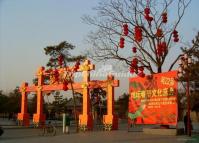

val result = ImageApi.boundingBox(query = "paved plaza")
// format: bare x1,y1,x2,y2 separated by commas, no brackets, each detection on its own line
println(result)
0,119,199,143
0,127,199,143
0,127,197,143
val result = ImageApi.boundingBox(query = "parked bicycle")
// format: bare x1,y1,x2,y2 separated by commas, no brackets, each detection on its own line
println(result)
34,121,56,136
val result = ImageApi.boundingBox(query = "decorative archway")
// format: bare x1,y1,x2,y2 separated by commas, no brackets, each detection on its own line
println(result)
17,60,119,130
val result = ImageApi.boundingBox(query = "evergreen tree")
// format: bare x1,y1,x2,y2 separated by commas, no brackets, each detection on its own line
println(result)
43,41,86,132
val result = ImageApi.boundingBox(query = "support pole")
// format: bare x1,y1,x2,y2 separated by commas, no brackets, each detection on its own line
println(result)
17,82,29,126
63,113,66,133
33,67,46,125
103,75,118,130
187,74,191,136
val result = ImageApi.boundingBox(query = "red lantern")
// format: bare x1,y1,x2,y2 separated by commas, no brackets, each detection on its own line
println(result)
173,30,179,42
119,37,125,48
132,47,137,53
138,66,144,72
156,28,163,37
144,7,153,24
123,24,129,36
162,12,167,23
144,7,150,15
145,15,153,22
131,58,138,67
134,26,142,42
174,38,179,42
148,16,153,24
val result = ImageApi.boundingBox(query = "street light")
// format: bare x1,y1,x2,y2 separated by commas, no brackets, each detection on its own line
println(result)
178,53,192,136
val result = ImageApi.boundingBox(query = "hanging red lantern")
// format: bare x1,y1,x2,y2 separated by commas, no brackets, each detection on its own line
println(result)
144,7,150,15
162,12,167,23
148,16,153,22
144,7,153,24
123,24,129,36
156,28,163,37
131,58,138,67
119,37,125,48
145,15,153,22
132,47,137,53
174,38,179,42
157,42,167,56
173,30,179,42
134,26,142,42
139,66,144,72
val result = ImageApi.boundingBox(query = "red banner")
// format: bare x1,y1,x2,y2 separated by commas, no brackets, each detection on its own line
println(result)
128,71,178,126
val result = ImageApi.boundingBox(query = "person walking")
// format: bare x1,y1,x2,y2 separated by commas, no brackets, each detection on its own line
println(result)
63,113,71,134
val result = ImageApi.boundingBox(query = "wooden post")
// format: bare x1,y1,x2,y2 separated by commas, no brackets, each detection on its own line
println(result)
103,75,119,130
33,67,46,125
79,60,94,130
17,82,30,126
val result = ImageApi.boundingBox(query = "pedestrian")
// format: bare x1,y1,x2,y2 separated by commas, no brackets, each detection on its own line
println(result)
64,113,71,134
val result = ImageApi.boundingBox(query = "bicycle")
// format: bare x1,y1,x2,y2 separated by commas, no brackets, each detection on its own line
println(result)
36,121,56,136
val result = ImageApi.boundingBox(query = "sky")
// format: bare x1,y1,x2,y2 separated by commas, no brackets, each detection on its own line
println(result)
0,0,199,98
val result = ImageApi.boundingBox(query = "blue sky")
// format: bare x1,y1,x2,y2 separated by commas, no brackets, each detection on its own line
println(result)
0,0,199,97
0,0,99,92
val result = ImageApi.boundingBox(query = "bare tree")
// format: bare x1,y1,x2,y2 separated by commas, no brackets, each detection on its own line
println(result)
83,0,191,74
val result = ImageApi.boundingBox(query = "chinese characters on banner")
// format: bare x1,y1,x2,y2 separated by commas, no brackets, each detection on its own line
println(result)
128,71,178,126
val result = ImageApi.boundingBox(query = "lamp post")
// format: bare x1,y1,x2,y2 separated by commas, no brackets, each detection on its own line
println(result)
178,53,192,136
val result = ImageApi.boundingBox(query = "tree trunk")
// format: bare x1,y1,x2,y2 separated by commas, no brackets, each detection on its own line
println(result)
158,66,162,73
70,79,79,133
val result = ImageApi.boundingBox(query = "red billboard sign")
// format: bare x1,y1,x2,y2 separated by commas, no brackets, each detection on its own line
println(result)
128,71,178,126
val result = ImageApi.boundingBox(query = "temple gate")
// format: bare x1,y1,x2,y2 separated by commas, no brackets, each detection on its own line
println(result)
17,60,119,130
